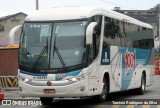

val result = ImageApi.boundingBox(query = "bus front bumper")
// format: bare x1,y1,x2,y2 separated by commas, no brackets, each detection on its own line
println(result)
19,78,89,98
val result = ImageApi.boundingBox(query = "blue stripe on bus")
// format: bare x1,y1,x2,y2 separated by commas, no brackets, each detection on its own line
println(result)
119,47,151,90
20,70,81,79
101,47,110,65
20,70,47,76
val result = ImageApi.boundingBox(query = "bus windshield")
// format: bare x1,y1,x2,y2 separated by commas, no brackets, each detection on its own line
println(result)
19,21,88,72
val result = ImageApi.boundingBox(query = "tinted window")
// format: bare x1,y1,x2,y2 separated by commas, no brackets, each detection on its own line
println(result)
124,23,154,49
103,17,124,49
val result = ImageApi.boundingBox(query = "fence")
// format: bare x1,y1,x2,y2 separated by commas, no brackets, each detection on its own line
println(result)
0,47,18,76
0,76,18,88
0,47,18,89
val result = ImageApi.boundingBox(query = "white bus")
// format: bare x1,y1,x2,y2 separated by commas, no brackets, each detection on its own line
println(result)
10,6,154,104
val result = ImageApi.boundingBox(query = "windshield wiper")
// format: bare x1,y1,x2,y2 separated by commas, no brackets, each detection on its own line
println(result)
54,46,67,71
31,40,48,72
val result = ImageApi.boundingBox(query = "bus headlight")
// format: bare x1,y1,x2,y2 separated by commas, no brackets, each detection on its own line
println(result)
68,77,81,82
68,74,87,82
70,77,79,82
22,77,31,83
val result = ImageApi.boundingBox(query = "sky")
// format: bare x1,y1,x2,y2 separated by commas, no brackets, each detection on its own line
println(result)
0,0,159,17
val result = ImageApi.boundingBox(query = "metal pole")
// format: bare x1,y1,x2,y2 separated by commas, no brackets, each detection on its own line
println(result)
158,9,160,37
36,0,39,10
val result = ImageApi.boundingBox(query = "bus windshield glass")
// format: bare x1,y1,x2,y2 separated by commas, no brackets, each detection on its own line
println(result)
19,21,88,71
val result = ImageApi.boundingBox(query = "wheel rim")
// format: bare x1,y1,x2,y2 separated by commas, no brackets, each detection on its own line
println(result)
142,77,145,91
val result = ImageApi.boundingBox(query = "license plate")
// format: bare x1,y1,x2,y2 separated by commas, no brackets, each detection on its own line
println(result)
43,89,55,94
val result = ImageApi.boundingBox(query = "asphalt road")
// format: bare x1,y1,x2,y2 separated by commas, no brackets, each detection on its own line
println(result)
1,75,160,108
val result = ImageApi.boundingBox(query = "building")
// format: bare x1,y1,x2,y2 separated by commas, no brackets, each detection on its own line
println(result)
118,4,160,37
0,12,27,46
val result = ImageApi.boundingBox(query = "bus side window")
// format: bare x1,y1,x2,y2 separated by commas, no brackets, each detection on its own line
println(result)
91,15,102,59
103,17,122,48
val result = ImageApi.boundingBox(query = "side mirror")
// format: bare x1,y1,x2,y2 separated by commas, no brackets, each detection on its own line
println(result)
86,22,97,44
9,25,22,45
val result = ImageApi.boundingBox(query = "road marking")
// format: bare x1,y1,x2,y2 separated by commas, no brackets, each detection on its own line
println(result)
126,105,135,108
96,105,105,108
112,105,120,108
142,105,150,108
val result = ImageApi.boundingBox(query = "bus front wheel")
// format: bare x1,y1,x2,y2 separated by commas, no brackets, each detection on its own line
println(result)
95,77,108,102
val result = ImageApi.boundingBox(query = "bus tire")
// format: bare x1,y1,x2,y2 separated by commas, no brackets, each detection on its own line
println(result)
95,77,108,102
40,97,53,105
136,73,146,95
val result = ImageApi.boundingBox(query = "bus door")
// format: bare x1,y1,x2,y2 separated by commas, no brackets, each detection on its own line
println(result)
88,31,101,95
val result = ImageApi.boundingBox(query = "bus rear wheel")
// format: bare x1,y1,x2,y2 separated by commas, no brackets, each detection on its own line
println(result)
40,97,53,105
136,73,146,95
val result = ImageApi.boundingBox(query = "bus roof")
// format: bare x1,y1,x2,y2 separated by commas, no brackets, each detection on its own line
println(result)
25,6,152,29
